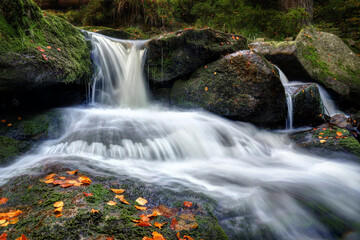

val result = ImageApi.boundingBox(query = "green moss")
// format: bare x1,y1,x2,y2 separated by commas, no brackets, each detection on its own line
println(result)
0,0,91,84
0,136,22,164
338,137,360,157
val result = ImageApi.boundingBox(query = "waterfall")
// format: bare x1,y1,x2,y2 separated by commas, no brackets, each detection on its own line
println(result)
0,33,359,240
276,66,293,129
89,32,149,107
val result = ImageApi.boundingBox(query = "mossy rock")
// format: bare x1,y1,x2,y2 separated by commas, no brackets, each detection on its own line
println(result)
0,0,92,107
145,28,248,87
289,83,325,127
170,50,287,127
295,27,360,105
291,124,360,159
0,171,229,240
0,136,24,165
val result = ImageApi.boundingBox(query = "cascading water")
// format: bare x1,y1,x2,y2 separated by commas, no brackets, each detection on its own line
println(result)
1,33,359,240
276,66,293,129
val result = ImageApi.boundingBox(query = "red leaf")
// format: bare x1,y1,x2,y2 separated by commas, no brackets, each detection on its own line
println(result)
83,192,93,197
183,201,193,208
170,218,178,230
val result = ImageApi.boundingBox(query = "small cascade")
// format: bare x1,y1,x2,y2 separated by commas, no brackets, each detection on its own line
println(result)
276,66,293,129
317,84,341,116
89,32,149,107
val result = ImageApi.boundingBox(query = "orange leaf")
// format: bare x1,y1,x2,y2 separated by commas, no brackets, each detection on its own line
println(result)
90,209,99,214
176,232,185,240
9,217,19,225
0,233,7,240
78,176,91,185
6,210,23,218
59,177,66,180
37,46,45,52
0,198,8,205
41,54,48,61
184,236,194,240
170,218,178,230
136,197,148,206
54,206,63,213
140,215,150,222
132,219,140,223
54,201,64,208
45,173,56,179
60,183,74,188
0,220,6,225
336,131,343,136
47,46,51,49
142,237,153,240
57,48,61,51
67,170,78,175
107,201,117,206
154,222,167,229
205,86,208,91
53,180,63,185
0,120,5,123
147,210,161,218
135,220,151,227
135,205,147,211
84,192,93,197
55,213,62,218
15,234,27,240
0,222,9,227
115,195,129,205
152,231,166,240
44,178,54,184
320,140,326,143
183,201,193,208
111,188,125,194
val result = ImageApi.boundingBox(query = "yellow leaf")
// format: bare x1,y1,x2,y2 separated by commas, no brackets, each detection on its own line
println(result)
0,219,6,225
90,209,99,214
320,140,326,143
45,173,56,179
135,205,147,211
67,170,78,175
0,221,9,227
9,218,19,224
115,195,129,205
111,188,125,194
205,86,208,91
107,201,117,206
136,197,148,206
54,206,63,213
54,201,64,208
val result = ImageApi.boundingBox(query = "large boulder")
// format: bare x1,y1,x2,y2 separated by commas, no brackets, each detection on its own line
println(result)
0,0,92,110
251,27,360,106
287,83,325,127
145,28,248,88
170,50,287,127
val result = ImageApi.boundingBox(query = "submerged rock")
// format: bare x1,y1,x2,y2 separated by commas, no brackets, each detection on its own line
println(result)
145,28,248,88
0,0,92,110
170,50,287,127
289,83,325,127
251,27,360,106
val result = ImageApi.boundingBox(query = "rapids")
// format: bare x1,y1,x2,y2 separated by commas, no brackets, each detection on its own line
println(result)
0,32,359,240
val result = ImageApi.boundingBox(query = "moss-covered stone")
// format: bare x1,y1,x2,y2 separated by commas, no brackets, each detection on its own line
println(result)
0,0,92,107
0,136,23,165
295,27,360,105
170,50,287,127
0,171,229,240
291,124,360,158
290,83,325,127
145,28,248,88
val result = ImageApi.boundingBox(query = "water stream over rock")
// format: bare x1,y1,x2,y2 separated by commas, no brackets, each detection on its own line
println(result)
0,33,359,240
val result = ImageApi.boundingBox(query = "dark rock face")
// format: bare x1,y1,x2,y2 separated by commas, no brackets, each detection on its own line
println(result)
145,28,248,88
33,0,90,9
288,83,325,127
170,50,287,127
0,0,92,110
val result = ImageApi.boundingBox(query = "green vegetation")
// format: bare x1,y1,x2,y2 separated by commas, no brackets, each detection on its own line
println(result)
0,136,22,164
0,0,91,83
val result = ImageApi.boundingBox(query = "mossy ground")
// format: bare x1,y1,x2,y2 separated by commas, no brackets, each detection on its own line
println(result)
0,0,91,84
0,171,228,240
291,125,360,158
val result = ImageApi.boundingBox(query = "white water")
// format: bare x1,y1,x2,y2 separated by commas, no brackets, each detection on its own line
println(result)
276,66,293,129
1,33,359,240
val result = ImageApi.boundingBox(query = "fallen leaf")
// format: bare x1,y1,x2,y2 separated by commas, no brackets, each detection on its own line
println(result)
90,209,99,214
205,86,208,91
152,204,176,218
78,176,91,185
143,237,153,240
147,210,161,218
135,220,151,227
152,231,166,240
57,48,61,51
111,188,125,194
135,205,147,211
183,201,193,208
320,140,326,143
45,173,56,179
59,177,66,180
179,213,196,221
41,54,48,61
0,220,6,225
140,215,150,222
154,222,167,229
0,233,7,240
54,201,64,208
0,222,9,227
54,206,63,214
15,234,28,240
175,220,199,231
336,131,343,136
184,236,194,240
47,46,51,49
60,183,74,188
37,46,45,52
55,213,62,218
67,170,78,175
107,201,117,206
9,218,19,224
6,210,23,218
136,197,148,206
115,195,129,205
84,192,93,197
132,219,140,223
44,179,54,184
52,180,64,185
0,198,8,205
170,218,178,230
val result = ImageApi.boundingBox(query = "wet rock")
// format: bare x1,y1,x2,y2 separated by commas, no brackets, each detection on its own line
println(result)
291,124,360,158
145,28,248,88
96,29,132,39
170,50,287,127
0,0,92,110
330,114,353,129
289,83,325,127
